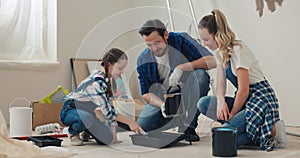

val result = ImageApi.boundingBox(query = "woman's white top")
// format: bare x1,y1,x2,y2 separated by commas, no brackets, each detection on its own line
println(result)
217,42,265,84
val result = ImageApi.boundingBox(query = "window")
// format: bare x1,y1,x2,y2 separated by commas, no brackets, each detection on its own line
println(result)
0,0,57,67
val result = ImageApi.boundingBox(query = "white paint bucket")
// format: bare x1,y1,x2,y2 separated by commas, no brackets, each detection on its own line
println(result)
9,97,32,137
116,95,135,120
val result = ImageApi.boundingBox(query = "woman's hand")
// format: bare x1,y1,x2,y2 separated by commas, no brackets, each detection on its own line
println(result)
217,102,230,121
228,113,234,120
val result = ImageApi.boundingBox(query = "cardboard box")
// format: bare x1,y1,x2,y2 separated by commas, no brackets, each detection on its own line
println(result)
31,102,64,130
31,99,144,129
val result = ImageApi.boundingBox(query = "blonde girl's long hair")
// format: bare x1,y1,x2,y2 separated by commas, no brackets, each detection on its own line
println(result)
199,9,242,67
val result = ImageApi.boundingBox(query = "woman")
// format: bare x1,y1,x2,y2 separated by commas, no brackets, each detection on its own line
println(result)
60,48,144,146
197,9,286,151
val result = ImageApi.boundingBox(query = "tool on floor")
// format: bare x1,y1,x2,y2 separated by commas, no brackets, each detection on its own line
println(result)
28,136,63,147
12,133,68,140
35,123,61,135
130,85,191,148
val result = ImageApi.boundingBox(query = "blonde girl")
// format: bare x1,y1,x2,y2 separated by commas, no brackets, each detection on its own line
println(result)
197,9,286,151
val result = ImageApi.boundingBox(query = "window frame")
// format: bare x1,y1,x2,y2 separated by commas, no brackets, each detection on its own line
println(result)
0,0,59,70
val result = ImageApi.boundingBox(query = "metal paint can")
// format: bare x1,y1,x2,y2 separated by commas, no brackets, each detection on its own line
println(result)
212,127,238,157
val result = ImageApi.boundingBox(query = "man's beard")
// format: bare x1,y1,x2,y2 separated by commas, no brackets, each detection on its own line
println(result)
154,48,167,57
154,39,168,57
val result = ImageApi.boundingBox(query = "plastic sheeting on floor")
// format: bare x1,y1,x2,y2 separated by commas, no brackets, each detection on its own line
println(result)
0,110,75,158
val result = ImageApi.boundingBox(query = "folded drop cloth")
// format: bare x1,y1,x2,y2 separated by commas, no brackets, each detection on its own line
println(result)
0,110,75,158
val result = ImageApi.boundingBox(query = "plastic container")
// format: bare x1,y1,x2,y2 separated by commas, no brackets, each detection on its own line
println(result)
130,132,187,148
39,85,69,103
115,95,135,120
28,136,63,147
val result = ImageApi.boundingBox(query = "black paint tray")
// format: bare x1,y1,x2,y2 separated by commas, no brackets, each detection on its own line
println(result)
28,136,63,147
130,132,188,148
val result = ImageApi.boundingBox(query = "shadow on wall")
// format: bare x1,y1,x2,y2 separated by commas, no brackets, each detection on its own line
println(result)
255,0,284,17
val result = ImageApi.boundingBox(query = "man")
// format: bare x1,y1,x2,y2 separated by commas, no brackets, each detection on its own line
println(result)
136,19,216,141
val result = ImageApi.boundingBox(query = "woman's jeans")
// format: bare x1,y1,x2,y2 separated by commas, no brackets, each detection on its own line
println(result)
197,96,254,146
60,100,113,145
137,69,210,132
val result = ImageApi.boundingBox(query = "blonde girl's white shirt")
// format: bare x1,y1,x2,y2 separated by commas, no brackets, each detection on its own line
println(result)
229,42,265,84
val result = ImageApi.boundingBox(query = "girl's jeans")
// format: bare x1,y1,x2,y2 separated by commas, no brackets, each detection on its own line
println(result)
60,100,113,145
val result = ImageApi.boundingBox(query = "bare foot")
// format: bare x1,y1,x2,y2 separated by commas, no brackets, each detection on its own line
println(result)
112,139,123,144
271,123,276,137
111,125,123,144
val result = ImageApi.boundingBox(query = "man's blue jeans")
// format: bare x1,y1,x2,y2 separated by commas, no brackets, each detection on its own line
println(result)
60,100,113,145
137,69,210,132
197,96,254,146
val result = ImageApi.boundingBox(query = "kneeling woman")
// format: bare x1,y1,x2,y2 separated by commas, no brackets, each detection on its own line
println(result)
60,48,144,146
197,9,286,151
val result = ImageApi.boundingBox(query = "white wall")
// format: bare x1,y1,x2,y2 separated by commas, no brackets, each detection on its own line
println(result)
221,0,300,126
0,0,134,125
189,0,300,125
0,0,299,126
128,0,300,126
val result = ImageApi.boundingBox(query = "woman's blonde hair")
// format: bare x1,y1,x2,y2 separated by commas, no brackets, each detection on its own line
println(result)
199,9,241,67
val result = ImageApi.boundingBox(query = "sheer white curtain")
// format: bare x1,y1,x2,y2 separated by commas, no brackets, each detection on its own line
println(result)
0,0,48,61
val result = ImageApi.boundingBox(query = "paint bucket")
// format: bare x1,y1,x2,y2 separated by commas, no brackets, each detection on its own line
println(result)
116,95,135,120
163,86,185,118
9,97,32,137
212,126,238,157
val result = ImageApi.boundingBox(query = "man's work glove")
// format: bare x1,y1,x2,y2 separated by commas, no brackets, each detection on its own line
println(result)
160,103,167,118
169,67,183,87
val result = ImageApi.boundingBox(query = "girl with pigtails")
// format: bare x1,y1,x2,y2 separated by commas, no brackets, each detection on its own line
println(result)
197,9,286,151
60,48,145,146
